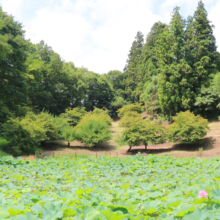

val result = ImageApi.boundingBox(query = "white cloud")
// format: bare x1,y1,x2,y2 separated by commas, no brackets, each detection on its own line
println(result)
24,0,162,74
208,1,220,51
1,0,219,74
0,0,24,18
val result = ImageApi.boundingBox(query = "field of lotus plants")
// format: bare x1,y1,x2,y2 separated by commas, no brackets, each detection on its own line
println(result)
0,154,220,219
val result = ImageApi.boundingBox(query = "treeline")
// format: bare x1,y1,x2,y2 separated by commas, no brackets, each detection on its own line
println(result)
123,1,220,119
1,1,220,124
0,7,119,124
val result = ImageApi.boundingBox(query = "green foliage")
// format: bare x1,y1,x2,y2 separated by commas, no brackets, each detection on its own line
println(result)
1,155,220,218
117,103,143,118
123,120,166,150
61,126,76,144
119,111,142,128
124,31,144,102
1,111,61,154
0,8,28,109
114,134,128,146
168,110,209,144
92,107,113,126
139,121,166,148
194,88,219,118
84,73,115,112
74,114,112,147
212,72,220,94
104,70,126,98
0,138,11,157
60,107,86,126
138,22,167,114
111,96,130,113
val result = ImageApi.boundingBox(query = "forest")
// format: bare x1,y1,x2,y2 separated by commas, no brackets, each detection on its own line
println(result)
0,0,220,155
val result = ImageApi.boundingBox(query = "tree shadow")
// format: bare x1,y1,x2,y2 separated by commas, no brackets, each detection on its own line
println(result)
41,140,117,152
124,137,216,156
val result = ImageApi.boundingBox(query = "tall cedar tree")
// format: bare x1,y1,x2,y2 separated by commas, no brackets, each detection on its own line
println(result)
124,31,144,102
138,22,167,114
157,7,190,120
185,0,220,109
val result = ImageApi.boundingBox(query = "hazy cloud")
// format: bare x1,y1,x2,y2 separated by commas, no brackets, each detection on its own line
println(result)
0,0,219,73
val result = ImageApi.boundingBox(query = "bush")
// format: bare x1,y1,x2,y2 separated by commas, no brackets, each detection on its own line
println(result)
60,107,86,126
92,107,113,126
1,111,61,155
111,96,130,112
62,126,76,146
74,114,111,147
53,116,75,146
119,111,143,128
117,103,143,118
123,120,166,151
168,111,209,144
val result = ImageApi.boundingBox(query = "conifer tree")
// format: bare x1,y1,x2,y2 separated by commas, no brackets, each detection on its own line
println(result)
185,0,219,91
124,31,144,102
157,7,189,120
138,22,166,114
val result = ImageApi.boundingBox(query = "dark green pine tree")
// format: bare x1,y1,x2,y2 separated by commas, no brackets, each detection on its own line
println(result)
157,7,191,120
124,31,144,103
185,0,220,95
138,22,167,114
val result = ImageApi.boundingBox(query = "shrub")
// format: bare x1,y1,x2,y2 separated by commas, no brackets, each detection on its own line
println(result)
115,133,128,146
168,110,209,144
53,116,75,146
60,107,86,126
92,107,113,126
1,111,61,154
139,121,166,149
117,103,143,118
123,120,166,151
74,114,111,147
119,111,143,128
62,126,76,146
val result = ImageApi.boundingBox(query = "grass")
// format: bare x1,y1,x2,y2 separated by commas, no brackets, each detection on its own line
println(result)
0,137,11,157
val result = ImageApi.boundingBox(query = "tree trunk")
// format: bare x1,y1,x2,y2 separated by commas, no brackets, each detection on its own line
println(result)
129,146,132,151
145,145,147,150
68,141,70,147
169,112,172,124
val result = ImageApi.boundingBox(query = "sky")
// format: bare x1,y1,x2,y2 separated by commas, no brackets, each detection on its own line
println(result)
0,0,220,74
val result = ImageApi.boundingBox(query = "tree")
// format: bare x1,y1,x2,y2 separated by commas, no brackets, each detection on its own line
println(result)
123,120,166,151
157,7,191,121
139,121,166,150
168,111,209,144
119,111,142,128
60,107,86,126
0,7,29,123
184,1,220,112
92,107,113,126
84,72,115,112
124,31,144,102
1,111,62,155
194,88,219,118
74,114,111,147
111,97,130,114
104,70,126,98
138,22,167,111
117,103,143,118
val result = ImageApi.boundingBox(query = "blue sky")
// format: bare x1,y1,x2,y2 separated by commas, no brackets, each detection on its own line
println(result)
0,0,219,74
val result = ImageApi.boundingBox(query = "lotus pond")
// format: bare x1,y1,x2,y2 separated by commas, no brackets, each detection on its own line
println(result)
1,155,220,219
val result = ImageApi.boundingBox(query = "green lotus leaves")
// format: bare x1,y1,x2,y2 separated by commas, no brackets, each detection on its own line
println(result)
0,155,220,219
